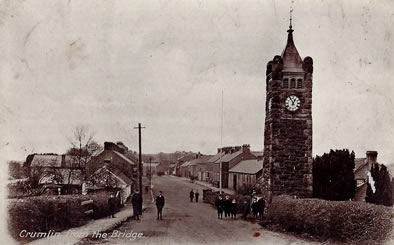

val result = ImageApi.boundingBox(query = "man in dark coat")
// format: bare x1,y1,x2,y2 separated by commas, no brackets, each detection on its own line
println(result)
155,191,165,220
195,190,200,203
108,194,116,218
223,195,232,218
241,196,251,220
257,197,266,220
251,197,258,219
189,189,194,202
215,195,224,219
131,190,142,220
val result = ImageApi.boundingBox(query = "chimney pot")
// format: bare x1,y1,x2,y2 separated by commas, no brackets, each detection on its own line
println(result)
366,151,378,164
61,154,66,167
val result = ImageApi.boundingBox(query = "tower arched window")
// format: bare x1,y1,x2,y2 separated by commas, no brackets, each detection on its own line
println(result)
283,78,289,88
297,79,303,88
290,78,296,88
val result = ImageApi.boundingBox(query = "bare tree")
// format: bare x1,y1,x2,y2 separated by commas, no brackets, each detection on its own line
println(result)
67,125,103,181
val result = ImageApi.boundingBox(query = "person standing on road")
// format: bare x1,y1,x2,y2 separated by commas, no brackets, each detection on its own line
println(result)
241,196,251,220
108,194,116,218
215,195,224,219
251,197,258,219
223,195,231,219
230,199,237,220
131,190,142,220
189,189,194,202
257,197,266,220
195,190,200,203
155,191,165,220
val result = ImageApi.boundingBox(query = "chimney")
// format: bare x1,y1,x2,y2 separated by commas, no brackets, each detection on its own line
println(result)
104,142,114,151
366,151,378,164
116,141,128,153
61,154,66,168
104,142,123,153
242,144,250,153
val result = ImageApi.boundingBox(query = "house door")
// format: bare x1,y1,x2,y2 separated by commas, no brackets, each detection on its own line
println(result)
233,175,237,190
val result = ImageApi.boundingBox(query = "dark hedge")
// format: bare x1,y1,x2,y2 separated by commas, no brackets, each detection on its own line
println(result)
265,195,393,244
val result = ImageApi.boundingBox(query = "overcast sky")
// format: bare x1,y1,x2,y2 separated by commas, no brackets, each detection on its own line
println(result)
0,0,394,165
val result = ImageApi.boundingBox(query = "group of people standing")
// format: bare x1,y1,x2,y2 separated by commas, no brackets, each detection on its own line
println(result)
189,189,200,202
215,194,265,220
215,195,237,219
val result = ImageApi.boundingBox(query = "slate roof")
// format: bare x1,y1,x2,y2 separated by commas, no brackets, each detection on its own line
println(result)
94,165,132,185
207,152,225,163
195,155,214,165
181,155,212,167
31,154,73,168
106,165,132,184
229,159,263,174
215,150,242,163
112,150,137,166
124,151,139,163
354,158,367,173
281,28,303,72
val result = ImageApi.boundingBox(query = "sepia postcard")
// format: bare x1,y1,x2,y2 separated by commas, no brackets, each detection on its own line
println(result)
1,0,393,244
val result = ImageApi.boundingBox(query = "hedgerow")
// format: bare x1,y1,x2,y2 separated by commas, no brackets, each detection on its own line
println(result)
265,195,393,244
8,192,120,242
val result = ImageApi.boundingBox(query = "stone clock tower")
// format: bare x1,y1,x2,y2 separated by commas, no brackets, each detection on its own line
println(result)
260,23,313,199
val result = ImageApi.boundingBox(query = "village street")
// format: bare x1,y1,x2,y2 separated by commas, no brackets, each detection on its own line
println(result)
80,175,317,245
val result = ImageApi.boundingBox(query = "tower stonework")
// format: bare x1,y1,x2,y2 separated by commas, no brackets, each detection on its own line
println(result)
260,25,313,200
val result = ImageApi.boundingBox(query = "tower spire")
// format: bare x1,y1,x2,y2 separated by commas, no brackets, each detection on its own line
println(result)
289,5,293,31
287,3,294,40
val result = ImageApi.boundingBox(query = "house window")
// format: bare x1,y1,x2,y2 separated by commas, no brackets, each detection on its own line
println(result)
290,78,296,88
297,79,302,88
283,78,289,88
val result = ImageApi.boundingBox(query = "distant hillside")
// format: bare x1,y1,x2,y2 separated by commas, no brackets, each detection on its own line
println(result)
126,151,198,166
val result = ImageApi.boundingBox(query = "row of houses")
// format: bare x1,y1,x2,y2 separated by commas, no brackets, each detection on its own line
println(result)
174,145,391,200
23,141,139,203
175,144,264,191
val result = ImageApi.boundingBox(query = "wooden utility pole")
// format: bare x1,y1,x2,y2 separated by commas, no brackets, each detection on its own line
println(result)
134,123,145,198
219,90,224,194
149,157,152,190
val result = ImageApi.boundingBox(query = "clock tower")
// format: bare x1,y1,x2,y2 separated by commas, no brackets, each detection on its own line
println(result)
260,22,313,199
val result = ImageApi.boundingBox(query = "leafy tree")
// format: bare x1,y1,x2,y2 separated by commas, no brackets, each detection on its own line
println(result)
313,149,356,201
365,163,393,206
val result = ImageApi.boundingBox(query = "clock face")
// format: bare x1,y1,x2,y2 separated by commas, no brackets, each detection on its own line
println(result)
285,95,301,111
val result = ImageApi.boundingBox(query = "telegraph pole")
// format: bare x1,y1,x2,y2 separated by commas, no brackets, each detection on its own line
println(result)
134,123,145,199
219,90,224,194
149,157,152,190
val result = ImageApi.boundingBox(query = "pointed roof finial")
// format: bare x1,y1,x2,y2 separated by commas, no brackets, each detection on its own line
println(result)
289,2,294,31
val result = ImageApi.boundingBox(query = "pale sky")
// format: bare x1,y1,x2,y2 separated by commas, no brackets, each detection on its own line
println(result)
1,0,394,165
